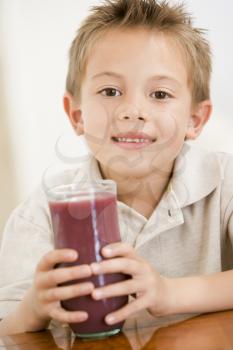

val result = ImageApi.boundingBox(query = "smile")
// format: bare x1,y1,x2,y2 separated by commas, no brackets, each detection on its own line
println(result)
111,135,156,150
112,137,151,143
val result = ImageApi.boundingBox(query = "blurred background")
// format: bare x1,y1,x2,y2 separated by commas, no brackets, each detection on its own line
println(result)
1,0,233,235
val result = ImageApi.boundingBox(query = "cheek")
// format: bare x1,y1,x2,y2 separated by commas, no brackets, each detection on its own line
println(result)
82,103,111,146
157,114,179,143
157,108,188,142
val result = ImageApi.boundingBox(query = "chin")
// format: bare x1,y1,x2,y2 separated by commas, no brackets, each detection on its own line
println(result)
96,148,174,180
104,160,155,180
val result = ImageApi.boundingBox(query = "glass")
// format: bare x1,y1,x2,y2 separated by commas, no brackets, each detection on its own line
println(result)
46,180,128,339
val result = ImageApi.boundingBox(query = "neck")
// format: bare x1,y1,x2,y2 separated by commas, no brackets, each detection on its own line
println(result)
98,162,174,219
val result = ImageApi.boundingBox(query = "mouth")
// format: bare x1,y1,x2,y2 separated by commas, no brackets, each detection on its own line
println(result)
111,132,156,150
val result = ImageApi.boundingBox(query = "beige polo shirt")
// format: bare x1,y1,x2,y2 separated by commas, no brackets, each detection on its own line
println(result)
0,142,233,328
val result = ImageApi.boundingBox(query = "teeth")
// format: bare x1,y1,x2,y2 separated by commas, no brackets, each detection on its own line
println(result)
115,137,150,143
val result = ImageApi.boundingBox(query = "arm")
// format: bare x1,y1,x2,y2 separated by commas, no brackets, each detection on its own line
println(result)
173,193,232,314
164,270,233,315
0,249,94,337
0,288,50,336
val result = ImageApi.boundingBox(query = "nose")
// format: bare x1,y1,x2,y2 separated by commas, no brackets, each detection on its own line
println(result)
119,114,145,121
116,103,147,122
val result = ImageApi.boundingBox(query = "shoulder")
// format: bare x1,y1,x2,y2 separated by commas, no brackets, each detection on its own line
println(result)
192,147,233,224
215,151,233,219
172,143,225,207
215,151,233,183
3,167,82,237
177,142,233,183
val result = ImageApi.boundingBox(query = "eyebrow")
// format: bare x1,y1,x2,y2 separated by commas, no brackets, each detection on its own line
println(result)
91,71,181,86
91,71,124,81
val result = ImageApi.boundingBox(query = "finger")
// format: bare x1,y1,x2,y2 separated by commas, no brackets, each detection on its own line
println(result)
37,249,78,272
105,297,148,325
50,307,88,324
92,279,139,300
40,282,94,302
91,257,141,276
36,264,92,289
102,242,137,259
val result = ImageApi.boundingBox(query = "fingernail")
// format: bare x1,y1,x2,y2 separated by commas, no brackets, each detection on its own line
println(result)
106,315,115,324
66,251,77,259
91,263,100,273
103,247,112,257
93,290,103,299
79,313,88,321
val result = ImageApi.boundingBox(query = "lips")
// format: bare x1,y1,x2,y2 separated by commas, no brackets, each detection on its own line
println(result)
111,132,156,150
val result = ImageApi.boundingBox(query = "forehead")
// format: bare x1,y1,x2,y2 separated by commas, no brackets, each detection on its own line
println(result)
84,27,188,85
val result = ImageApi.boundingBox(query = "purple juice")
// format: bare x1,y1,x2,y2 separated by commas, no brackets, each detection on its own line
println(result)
49,190,128,336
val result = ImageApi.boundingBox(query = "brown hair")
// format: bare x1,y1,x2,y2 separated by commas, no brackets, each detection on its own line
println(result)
66,0,212,104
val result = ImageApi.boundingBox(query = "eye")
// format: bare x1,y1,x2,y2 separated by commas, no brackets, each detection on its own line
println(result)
98,88,122,97
150,91,172,100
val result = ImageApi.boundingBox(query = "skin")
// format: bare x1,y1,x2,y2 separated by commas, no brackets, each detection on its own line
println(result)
0,27,214,336
64,28,211,218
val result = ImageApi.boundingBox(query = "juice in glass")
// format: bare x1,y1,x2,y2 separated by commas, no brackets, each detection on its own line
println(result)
47,181,128,338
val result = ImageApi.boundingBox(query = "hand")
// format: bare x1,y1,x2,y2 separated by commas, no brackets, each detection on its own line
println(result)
27,249,94,327
90,242,170,325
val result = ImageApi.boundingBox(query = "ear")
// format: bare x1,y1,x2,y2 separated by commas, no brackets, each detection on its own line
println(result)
185,100,212,140
63,92,84,135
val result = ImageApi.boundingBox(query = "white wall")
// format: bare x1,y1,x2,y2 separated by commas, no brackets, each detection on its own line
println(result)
0,1,97,204
1,0,233,211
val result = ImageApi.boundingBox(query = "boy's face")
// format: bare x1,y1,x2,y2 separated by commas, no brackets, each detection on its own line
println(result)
67,28,210,180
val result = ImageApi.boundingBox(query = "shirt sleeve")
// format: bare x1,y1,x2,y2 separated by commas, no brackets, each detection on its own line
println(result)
221,153,233,270
0,186,53,319
222,197,233,270
227,203,233,243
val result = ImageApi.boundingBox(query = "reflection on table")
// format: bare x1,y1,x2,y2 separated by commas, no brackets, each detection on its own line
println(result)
0,310,233,349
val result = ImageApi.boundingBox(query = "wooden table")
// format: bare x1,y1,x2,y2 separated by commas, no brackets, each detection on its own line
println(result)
0,310,233,349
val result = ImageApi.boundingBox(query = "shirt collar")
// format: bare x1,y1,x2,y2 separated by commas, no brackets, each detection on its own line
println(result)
73,142,222,210
171,142,222,208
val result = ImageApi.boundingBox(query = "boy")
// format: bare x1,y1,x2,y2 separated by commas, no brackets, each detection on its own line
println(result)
1,0,233,336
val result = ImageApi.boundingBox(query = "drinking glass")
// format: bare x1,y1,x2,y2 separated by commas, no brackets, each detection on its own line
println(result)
46,180,128,339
